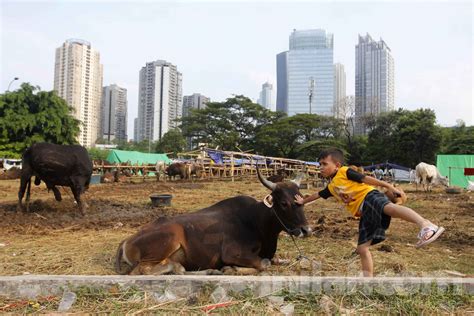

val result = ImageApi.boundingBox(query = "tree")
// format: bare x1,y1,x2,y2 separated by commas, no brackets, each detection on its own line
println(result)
155,129,186,156
395,109,442,166
365,111,401,164
255,114,344,160
0,83,80,157
88,148,110,161
180,95,284,151
116,139,156,153
440,122,474,154
365,109,442,167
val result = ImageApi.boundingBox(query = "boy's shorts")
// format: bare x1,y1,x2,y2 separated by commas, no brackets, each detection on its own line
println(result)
358,190,392,245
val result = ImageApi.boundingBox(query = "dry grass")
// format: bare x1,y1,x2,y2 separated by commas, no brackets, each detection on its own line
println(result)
0,179,473,277
1,284,472,314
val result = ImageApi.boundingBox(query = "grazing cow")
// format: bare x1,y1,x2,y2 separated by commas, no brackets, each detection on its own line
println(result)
18,143,93,214
114,167,311,275
415,162,449,192
155,161,167,181
165,162,187,180
186,162,203,180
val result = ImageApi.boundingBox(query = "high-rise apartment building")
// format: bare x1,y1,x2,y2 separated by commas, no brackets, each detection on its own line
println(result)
277,29,334,116
182,93,210,117
276,51,288,113
133,118,139,142
54,39,103,147
355,33,394,135
101,84,127,142
257,82,274,111
137,60,183,142
333,63,346,119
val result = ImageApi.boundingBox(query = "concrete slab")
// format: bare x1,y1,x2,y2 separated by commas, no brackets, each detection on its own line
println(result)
0,275,472,299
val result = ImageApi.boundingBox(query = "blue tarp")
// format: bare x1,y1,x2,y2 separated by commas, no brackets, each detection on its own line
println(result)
207,150,224,164
206,149,272,165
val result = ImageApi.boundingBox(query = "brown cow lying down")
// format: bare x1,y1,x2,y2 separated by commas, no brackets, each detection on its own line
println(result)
115,167,312,275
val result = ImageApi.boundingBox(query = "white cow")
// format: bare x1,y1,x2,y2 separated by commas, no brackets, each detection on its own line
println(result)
415,162,449,192
155,161,167,181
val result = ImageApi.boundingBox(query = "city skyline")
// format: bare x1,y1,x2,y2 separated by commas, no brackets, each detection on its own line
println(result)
2,1,472,140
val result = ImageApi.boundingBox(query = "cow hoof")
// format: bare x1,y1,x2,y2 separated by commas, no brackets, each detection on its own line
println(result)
221,266,236,275
271,258,291,266
261,258,271,269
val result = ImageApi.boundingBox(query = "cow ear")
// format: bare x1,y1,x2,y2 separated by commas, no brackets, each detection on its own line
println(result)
263,194,273,208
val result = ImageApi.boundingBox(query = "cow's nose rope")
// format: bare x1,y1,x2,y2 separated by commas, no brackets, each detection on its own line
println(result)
270,207,309,261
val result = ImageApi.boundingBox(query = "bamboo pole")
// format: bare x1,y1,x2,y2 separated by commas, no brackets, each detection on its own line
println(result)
231,154,235,182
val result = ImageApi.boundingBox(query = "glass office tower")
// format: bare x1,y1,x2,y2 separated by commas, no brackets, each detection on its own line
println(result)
287,29,334,116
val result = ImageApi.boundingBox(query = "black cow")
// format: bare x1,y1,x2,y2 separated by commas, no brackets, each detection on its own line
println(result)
18,143,93,214
114,166,311,275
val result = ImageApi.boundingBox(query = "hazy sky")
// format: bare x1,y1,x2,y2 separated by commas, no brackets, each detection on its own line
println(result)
1,0,473,140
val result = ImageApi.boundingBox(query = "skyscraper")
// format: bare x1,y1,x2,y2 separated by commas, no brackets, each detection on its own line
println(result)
137,60,183,142
182,93,210,117
54,39,103,147
276,51,288,113
283,29,334,116
355,33,394,135
257,82,274,111
333,63,346,119
101,84,127,142
133,118,138,142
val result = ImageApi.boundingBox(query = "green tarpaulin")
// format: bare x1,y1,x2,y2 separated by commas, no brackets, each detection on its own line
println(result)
437,155,474,188
106,150,171,165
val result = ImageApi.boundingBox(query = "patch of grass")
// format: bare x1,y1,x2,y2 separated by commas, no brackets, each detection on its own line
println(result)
1,285,471,314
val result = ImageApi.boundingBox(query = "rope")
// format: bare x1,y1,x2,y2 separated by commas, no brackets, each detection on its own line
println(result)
270,207,309,261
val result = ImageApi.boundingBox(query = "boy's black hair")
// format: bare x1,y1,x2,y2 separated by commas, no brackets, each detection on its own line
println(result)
318,148,345,164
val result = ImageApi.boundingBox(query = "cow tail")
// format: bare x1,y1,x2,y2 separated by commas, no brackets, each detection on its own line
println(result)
114,240,126,274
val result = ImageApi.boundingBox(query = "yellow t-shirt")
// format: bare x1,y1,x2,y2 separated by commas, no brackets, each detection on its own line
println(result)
327,166,375,217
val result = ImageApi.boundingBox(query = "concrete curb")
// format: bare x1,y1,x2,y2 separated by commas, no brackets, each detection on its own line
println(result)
0,275,472,299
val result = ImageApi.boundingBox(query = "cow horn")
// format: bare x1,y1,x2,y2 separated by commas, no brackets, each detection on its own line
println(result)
256,164,276,191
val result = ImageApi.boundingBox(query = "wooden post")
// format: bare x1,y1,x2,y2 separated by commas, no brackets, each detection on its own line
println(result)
231,154,235,182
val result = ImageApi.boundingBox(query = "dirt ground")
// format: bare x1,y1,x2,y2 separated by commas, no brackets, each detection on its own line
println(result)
0,178,472,277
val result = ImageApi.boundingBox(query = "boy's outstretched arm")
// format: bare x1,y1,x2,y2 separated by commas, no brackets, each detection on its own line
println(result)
294,192,319,205
361,175,402,196
295,187,332,205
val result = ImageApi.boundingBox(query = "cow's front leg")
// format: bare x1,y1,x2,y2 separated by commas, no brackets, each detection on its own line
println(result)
130,260,185,275
52,186,62,201
70,183,86,215
17,175,30,211
221,242,270,271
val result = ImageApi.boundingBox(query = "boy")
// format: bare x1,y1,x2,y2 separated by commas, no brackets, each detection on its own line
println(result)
295,148,445,277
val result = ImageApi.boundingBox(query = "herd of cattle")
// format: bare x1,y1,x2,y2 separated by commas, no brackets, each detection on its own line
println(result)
96,160,204,183
5,143,454,275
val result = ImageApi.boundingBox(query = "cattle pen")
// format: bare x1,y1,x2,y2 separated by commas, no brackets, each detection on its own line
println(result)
92,148,323,185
